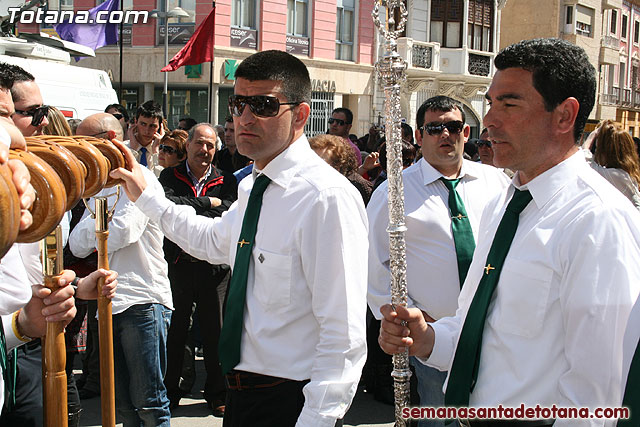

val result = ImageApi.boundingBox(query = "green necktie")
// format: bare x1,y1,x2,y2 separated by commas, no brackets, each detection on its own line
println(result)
440,177,476,287
219,174,271,375
444,189,533,408
620,339,640,425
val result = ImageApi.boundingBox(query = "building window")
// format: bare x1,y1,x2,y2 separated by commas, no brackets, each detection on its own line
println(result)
232,0,256,29
634,20,639,44
575,5,593,37
623,14,628,39
336,0,355,61
611,9,617,35
467,0,492,51
430,0,463,48
566,5,573,25
287,0,308,36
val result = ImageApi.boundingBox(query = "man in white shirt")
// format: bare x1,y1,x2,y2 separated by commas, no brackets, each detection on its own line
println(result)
379,38,640,426
110,49,368,427
124,100,164,177
70,113,173,426
367,95,508,425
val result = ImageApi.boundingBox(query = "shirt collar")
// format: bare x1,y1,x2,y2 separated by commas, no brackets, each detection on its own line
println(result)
186,161,212,183
512,149,585,209
253,134,309,189
419,157,480,186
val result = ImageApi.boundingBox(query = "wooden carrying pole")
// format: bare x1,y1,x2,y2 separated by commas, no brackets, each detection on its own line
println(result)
95,196,116,427
42,226,68,427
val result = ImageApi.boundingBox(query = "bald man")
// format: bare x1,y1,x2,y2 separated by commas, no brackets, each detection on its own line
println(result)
76,112,124,141
70,113,173,426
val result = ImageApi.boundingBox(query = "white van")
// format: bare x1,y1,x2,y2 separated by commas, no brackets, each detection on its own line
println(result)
0,35,118,119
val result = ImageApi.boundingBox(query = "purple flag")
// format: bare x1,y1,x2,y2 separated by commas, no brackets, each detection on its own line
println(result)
54,0,119,56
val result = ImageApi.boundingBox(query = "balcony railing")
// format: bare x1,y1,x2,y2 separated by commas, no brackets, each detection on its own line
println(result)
601,87,620,105
600,87,640,108
601,35,621,49
468,53,491,76
397,38,440,71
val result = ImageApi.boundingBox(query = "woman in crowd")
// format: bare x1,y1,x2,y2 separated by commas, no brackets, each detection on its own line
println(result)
584,120,640,210
158,129,188,168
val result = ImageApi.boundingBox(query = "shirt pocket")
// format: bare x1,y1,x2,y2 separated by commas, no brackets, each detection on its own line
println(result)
252,248,293,308
488,258,553,338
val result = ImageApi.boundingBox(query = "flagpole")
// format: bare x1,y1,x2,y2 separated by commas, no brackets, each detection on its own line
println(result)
119,0,123,102
208,2,215,124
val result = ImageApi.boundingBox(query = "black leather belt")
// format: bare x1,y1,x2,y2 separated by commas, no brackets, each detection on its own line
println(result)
459,419,554,427
225,370,308,391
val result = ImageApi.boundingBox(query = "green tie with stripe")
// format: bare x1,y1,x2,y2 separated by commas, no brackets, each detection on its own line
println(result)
219,174,271,375
445,189,533,407
440,177,476,287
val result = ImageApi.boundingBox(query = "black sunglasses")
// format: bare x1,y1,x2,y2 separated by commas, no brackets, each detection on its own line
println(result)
14,105,49,127
159,144,177,154
421,120,465,136
228,95,300,118
112,113,124,120
328,118,350,126
477,139,492,147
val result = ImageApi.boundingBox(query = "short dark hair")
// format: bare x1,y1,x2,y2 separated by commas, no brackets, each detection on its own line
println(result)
105,103,129,122
401,122,413,143
332,107,353,124
0,63,34,101
416,96,466,133
179,117,197,131
225,115,233,124
234,50,311,104
494,38,596,143
136,100,163,122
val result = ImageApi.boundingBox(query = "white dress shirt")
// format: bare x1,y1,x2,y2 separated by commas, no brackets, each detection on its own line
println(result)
135,135,368,427
425,151,640,425
69,167,172,315
124,139,163,178
367,158,509,320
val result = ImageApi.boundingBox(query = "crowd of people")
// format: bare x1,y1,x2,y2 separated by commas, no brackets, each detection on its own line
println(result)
1,37,640,427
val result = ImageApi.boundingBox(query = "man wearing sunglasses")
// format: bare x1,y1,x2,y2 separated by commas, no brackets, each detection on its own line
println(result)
368,95,509,426
3,65,49,137
328,107,362,166
111,49,367,427
477,128,495,167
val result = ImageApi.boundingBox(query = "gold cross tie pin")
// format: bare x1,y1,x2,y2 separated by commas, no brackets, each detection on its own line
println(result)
452,213,467,220
238,239,250,248
484,264,495,275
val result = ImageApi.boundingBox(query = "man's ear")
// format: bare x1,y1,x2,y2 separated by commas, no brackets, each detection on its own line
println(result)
414,128,423,147
294,102,311,130
554,97,579,137
107,130,116,140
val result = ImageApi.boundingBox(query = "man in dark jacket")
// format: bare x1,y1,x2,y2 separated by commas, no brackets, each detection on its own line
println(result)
159,123,237,416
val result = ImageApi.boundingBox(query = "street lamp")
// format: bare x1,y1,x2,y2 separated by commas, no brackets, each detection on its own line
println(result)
151,3,189,119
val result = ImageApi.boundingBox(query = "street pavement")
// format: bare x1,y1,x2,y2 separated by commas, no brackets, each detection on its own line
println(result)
77,357,397,427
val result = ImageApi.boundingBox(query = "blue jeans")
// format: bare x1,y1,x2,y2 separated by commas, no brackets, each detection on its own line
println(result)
113,303,172,427
410,356,449,427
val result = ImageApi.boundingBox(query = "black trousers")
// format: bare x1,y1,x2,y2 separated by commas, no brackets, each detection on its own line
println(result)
164,259,229,403
0,340,43,427
223,373,343,427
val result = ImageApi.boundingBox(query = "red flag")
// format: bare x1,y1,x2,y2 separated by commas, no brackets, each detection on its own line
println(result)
162,7,215,72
